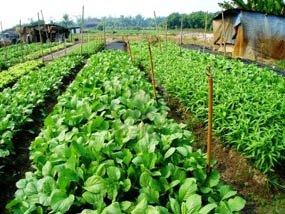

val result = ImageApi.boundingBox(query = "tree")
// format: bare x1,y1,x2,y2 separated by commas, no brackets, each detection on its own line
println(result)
61,14,74,28
219,0,285,16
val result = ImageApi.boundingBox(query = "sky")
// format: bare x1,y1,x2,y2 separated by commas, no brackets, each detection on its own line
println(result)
0,0,223,30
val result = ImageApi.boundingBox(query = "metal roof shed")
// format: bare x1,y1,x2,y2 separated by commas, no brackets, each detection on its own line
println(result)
213,9,285,60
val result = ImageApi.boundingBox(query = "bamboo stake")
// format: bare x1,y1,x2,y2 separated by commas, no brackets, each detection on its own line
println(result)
148,42,157,101
203,12,208,53
103,19,106,46
37,13,44,60
41,10,53,60
0,21,8,61
207,65,213,175
127,40,133,62
179,15,184,55
19,20,24,62
165,22,168,54
87,30,90,55
80,6,84,55
154,10,162,52
222,10,226,56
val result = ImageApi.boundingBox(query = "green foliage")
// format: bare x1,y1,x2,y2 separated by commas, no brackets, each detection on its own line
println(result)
166,12,218,30
0,42,67,71
7,51,245,213
68,41,105,58
0,56,83,165
0,60,42,90
133,42,285,173
220,0,285,16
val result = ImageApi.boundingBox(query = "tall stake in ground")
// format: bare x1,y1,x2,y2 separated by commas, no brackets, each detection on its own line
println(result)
153,10,162,52
19,20,25,62
222,10,226,57
207,65,213,174
147,42,158,101
37,13,44,61
127,39,134,62
80,6,85,55
179,15,184,55
165,22,168,54
203,11,208,53
103,19,106,46
0,21,8,61
41,10,53,60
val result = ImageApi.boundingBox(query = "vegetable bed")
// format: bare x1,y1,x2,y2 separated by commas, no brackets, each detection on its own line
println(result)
0,55,83,162
7,51,245,214
132,42,285,173
0,60,42,90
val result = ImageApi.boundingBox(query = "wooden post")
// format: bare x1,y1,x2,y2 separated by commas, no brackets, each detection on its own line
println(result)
19,20,25,62
80,5,85,55
87,30,90,55
37,13,44,59
154,10,162,52
179,15,184,55
103,19,106,46
207,65,213,174
0,21,8,61
127,40,133,62
203,12,208,53
148,42,157,101
222,10,226,56
165,22,168,54
41,10,53,60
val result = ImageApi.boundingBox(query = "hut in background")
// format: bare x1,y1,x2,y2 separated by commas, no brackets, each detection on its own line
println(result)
213,9,285,60
18,24,70,43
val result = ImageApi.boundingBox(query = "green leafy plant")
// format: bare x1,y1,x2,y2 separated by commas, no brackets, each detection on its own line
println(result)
7,50,245,213
132,42,285,174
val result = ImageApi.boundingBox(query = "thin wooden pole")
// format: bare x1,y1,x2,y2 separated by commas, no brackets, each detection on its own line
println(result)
0,21,8,61
127,40,133,62
19,20,24,62
148,42,157,101
153,10,162,52
41,10,53,60
165,22,168,54
207,66,213,175
179,15,184,55
203,12,208,53
103,19,106,46
87,30,90,55
37,13,44,61
80,5,84,55
222,10,226,56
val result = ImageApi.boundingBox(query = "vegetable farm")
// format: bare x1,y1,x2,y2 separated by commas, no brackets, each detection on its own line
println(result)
0,19,284,214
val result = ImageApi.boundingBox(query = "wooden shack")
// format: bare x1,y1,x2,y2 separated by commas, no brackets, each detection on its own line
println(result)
18,24,70,43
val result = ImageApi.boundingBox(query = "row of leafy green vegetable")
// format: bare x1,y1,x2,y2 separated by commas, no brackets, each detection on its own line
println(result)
68,40,105,58
132,42,285,174
0,42,72,71
0,61,42,90
0,55,83,163
8,50,245,214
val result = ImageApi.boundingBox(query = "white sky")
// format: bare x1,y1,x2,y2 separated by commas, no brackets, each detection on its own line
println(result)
0,0,223,30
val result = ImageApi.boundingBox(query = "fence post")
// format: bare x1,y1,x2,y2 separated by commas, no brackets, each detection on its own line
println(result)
165,22,168,54
206,65,213,174
19,20,25,62
103,19,106,46
127,40,134,62
148,42,158,101
41,10,53,60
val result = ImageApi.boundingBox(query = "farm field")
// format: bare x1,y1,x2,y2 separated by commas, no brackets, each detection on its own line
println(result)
0,42,74,71
0,36,284,214
6,50,245,214
132,42,285,174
